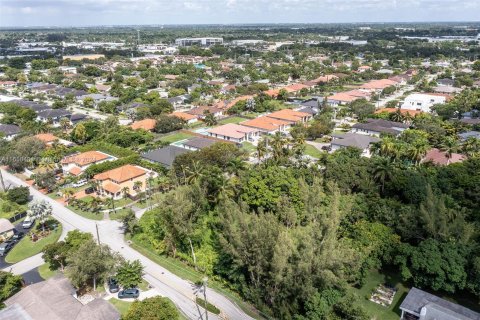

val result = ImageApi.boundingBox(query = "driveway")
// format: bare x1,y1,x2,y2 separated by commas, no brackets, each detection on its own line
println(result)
0,221,32,269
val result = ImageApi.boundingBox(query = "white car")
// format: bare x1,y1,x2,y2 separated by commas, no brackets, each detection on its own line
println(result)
22,217,35,229
72,179,87,188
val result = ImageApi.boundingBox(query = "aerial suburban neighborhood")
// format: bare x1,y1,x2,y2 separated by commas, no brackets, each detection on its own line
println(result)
0,4,480,320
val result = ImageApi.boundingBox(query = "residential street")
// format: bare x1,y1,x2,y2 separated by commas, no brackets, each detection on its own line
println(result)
1,169,254,320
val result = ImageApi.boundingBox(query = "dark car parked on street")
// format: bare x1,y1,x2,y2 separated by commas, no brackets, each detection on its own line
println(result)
118,288,139,299
11,231,25,242
0,241,15,256
108,278,119,293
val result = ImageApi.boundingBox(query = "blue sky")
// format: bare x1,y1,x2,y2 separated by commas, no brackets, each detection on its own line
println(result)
0,0,479,27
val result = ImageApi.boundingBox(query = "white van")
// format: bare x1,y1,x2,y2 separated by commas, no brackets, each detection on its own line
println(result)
22,216,35,229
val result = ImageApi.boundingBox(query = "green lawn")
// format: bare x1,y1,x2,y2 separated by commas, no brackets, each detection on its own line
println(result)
109,298,132,315
138,279,150,291
108,208,132,221
38,263,58,280
0,198,27,220
347,269,409,320
241,142,256,154
129,237,262,319
219,116,248,125
304,144,323,158
5,224,63,264
67,205,104,220
159,132,194,144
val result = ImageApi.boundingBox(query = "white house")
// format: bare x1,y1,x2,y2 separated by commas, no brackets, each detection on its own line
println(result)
207,123,259,143
401,93,446,113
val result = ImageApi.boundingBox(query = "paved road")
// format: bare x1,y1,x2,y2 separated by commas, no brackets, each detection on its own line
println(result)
1,169,254,320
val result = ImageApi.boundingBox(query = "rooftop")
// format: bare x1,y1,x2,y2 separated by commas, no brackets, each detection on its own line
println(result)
400,287,480,320
94,164,148,183
207,123,258,139
141,146,191,168
0,275,119,320
62,151,112,167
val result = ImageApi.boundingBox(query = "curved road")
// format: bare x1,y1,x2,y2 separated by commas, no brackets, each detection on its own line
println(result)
1,169,255,320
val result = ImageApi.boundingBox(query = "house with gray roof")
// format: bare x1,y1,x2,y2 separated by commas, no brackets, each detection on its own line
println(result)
37,109,72,126
399,287,480,320
330,133,380,157
351,118,408,137
141,145,191,168
177,137,218,151
0,275,120,320
459,131,480,141
0,124,21,141
13,100,50,113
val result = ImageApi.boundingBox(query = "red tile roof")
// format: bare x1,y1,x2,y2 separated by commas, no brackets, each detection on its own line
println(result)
94,164,147,183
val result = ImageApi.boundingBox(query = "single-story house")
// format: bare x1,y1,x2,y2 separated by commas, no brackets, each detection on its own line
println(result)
76,94,117,108
177,137,219,151
171,112,198,124
187,106,223,119
360,79,399,92
94,164,155,199
241,116,290,134
207,123,259,143
35,133,74,147
36,109,72,127
266,109,312,124
330,133,380,157
0,275,120,320
399,287,480,320
168,94,191,109
130,118,156,131
61,151,116,176
0,124,21,141
70,113,88,124
351,118,409,137
141,146,191,168
422,148,466,166
0,218,15,241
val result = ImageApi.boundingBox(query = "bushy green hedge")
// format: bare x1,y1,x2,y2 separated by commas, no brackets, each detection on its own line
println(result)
71,142,136,158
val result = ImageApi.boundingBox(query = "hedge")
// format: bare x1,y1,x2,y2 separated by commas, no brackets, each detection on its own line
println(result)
84,155,139,178
70,142,136,158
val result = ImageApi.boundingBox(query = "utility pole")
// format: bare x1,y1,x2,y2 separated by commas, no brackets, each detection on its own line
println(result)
95,223,101,245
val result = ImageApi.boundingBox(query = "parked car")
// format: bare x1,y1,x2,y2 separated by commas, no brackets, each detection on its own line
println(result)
11,231,24,242
108,278,119,293
22,217,35,229
0,241,14,256
72,179,87,188
118,288,139,299
84,187,95,194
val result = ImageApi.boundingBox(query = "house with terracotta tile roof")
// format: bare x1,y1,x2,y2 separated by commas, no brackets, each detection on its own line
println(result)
187,106,223,119
266,109,312,124
34,133,74,147
171,112,198,124
422,148,466,166
93,164,155,199
360,79,399,92
327,92,364,106
241,116,291,134
130,118,156,131
207,123,259,143
61,151,116,176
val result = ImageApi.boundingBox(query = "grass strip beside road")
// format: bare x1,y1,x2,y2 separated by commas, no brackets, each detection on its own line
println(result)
196,297,221,315
129,237,264,319
6,225,63,264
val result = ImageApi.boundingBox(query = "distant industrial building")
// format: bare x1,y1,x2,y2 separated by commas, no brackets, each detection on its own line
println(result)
175,37,223,47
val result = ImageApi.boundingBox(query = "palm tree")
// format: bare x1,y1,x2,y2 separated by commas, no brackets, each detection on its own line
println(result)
390,109,404,123
63,187,75,204
462,137,480,158
59,117,72,134
407,142,430,165
256,137,268,163
271,132,288,162
373,157,395,193
440,136,459,164
185,161,204,184
121,186,130,199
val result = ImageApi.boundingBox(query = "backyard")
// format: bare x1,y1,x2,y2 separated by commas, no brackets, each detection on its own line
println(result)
218,116,249,125
158,131,195,144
